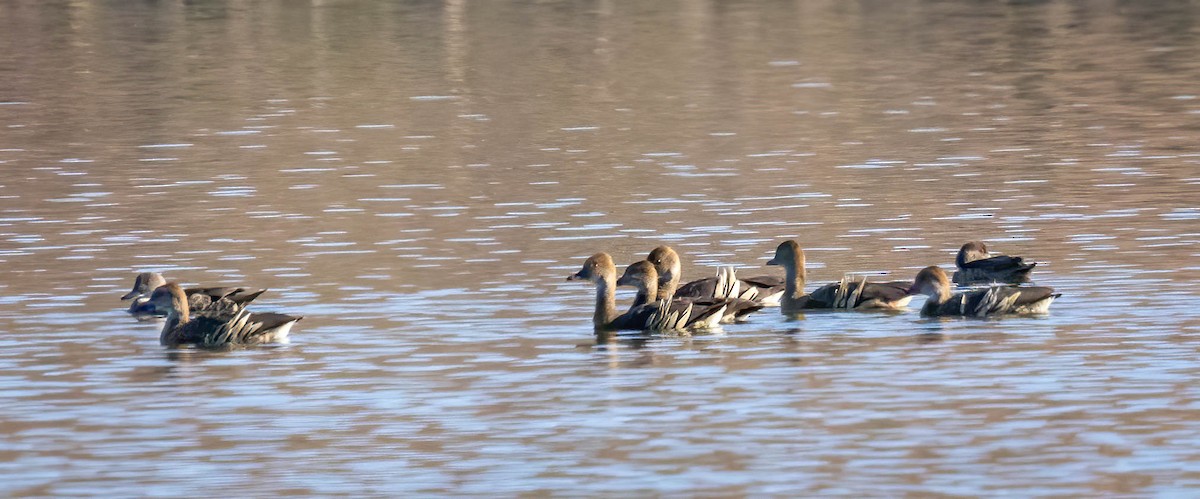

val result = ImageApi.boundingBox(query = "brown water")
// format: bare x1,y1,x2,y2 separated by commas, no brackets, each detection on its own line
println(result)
2,0,1200,495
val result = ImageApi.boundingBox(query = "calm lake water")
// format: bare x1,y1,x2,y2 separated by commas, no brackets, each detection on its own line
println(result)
2,0,1200,495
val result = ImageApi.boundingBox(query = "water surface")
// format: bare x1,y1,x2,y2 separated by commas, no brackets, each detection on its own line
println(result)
2,0,1200,495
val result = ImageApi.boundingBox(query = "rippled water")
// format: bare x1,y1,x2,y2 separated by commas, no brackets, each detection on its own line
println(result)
2,0,1200,495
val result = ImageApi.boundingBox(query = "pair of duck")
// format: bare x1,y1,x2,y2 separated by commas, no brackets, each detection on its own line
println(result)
911,240,1056,317
569,240,1059,331
568,246,775,331
121,272,302,348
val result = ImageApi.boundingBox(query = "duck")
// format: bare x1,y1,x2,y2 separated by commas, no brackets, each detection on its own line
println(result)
617,260,764,323
909,265,1059,317
144,282,302,347
764,240,912,314
952,241,1037,285
121,272,267,317
647,245,786,305
567,253,726,331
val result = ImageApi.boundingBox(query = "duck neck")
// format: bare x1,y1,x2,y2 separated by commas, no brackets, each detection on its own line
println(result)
633,278,659,307
593,275,619,328
957,248,988,267
775,253,810,312
920,298,940,316
159,307,189,346
657,271,678,301
924,284,952,308
783,258,806,300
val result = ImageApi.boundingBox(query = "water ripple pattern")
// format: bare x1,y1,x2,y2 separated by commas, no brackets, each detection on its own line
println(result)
1,0,1199,496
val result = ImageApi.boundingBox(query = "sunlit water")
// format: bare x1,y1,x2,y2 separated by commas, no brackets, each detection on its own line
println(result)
2,0,1200,495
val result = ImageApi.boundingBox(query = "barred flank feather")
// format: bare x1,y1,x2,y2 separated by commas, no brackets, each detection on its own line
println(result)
830,276,867,310
714,267,738,300
671,266,783,306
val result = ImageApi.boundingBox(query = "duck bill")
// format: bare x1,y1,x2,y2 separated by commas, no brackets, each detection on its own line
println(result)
120,290,140,301
765,257,781,266
566,272,586,281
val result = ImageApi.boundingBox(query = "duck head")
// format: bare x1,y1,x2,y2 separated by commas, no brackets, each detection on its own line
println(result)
646,245,680,292
567,253,617,283
907,266,952,301
765,240,805,269
122,272,167,301
616,260,659,298
146,282,190,319
646,245,679,276
956,241,991,267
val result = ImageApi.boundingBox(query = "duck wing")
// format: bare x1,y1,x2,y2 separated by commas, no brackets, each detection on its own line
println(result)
185,286,242,300
171,301,243,344
805,282,841,309
805,279,911,309
674,268,750,301
686,297,765,322
615,299,726,331
168,299,300,347
739,275,784,291
183,286,268,305
961,255,1028,270
184,286,267,309
1005,286,1058,308
674,278,718,299
201,310,302,347
955,256,1037,284
954,285,1056,316
856,281,911,306
226,288,268,306
738,276,785,305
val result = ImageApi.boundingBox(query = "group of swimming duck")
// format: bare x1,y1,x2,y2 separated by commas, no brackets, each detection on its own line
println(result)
568,240,1059,332
120,272,302,348
118,240,1056,346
